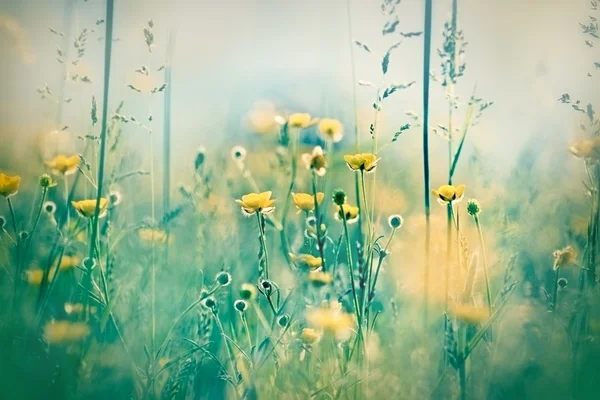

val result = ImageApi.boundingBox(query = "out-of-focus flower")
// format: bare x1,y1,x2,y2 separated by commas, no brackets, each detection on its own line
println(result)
432,184,466,205
25,268,56,285
334,203,360,224
108,190,122,206
288,113,312,128
569,137,600,160
43,320,90,344
0,172,21,197
343,153,380,173
318,118,344,142
306,303,354,341
301,146,327,176
43,201,57,214
64,303,95,315
45,154,80,175
289,253,322,270
305,216,327,239
231,145,247,163
246,100,279,134
308,271,333,287
557,277,568,289
449,303,490,325
235,191,275,216
39,174,56,188
239,283,258,300
553,246,577,270
58,255,80,271
300,328,321,344
71,198,109,218
292,192,324,212
138,228,172,245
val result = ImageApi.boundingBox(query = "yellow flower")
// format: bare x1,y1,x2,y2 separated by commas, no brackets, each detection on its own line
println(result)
553,246,577,270
58,255,80,271
43,320,90,344
306,304,354,341
308,271,334,287
0,172,21,197
335,203,360,224
292,192,324,212
343,153,380,173
569,137,600,160
318,118,344,142
432,184,466,205
45,154,80,175
25,268,57,285
449,304,490,325
288,113,312,128
138,228,172,244
71,198,109,218
235,191,275,216
289,253,323,270
301,146,327,176
64,303,93,315
300,328,321,344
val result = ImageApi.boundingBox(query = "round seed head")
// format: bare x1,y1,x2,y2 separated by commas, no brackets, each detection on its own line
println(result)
332,189,346,206
388,214,403,229
216,271,232,286
234,299,248,312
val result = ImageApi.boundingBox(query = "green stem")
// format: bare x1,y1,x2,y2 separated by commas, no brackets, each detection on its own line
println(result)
552,268,560,313
257,213,270,279
474,216,492,315
341,211,363,346
213,311,241,400
311,171,326,271
7,197,18,240
64,175,70,229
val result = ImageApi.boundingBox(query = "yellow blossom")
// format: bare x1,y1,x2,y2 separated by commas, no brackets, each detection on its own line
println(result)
235,191,275,216
308,271,334,287
432,184,466,205
301,146,327,176
71,198,109,218
45,154,80,175
138,228,172,244
449,303,490,325
0,172,21,197
58,255,80,271
288,113,312,128
569,137,600,160
553,246,577,270
300,328,321,344
25,268,57,285
289,253,322,270
306,304,354,341
335,203,360,224
343,153,380,173
43,320,90,344
64,303,95,315
318,118,344,142
292,192,324,212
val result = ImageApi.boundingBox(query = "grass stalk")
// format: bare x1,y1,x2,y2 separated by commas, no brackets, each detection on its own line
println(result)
474,215,492,315
311,171,326,271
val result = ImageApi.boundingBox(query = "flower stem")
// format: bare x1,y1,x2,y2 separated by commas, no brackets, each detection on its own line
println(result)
6,197,18,240
256,213,270,279
64,175,70,229
552,268,560,313
341,211,363,346
474,215,492,315
311,171,326,271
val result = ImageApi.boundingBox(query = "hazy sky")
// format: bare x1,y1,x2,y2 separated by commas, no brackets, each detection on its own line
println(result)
0,0,597,177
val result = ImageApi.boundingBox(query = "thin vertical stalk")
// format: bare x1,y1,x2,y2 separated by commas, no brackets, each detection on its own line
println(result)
422,0,433,328
311,171,326,271
256,212,270,279
474,216,492,314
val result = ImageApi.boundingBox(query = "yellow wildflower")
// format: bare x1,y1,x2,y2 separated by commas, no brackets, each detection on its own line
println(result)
0,172,21,197
569,137,600,160
43,320,90,344
308,271,334,287
343,153,380,173
432,184,466,205
64,303,92,315
71,198,109,218
58,255,80,271
306,304,354,341
449,303,490,325
138,228,172,244
301,146,327,176
25,268,57,285
45,154,80,175
553,246,577,270
335,203,360,224
289,253,322,270
235,191,275,216
292,192,324,212
300,328,321,344
318,118,344,142
288,113,312,128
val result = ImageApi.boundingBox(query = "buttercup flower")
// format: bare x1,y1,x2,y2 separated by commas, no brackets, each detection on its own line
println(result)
71,198,109,218
289,253,322,270
569,137,600,160
138,227,172,244
306,304,354,341
301,146,327,176
25,268,57,285
43,320,90,344
553,246,577,270
335,203,360,224
288,113,312,128
343,153,380,173
432,184,466,205
292,192,324,212
308,271,333,287
318,118,344,142
58,255,80,271
449,304,490,325
45,154,80,175
0,172,21,197
235,191,275,215
239,283,258,300
300,328,321,344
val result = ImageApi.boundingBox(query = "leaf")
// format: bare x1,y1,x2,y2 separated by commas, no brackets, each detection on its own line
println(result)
382,41,401,75
392,123,411,142
99,287,121,332
400,31,423,38
354,40,371,53
381,81,416,99
127,84,142,93
382,17,399,35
